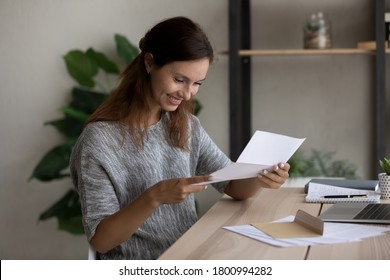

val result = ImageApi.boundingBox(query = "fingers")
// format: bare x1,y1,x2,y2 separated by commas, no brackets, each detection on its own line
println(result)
181,176,210,193
274,162,290,179
257,162,290,189
163,176,209,203
153,176,209,202
184,175,211,186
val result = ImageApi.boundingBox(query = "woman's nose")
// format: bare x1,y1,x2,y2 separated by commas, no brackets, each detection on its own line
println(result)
182,86,194,100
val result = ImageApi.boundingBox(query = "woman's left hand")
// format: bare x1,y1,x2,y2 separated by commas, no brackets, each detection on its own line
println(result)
257,162,290,189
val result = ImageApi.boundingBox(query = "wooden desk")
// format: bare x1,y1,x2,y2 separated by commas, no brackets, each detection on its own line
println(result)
159,188,390,260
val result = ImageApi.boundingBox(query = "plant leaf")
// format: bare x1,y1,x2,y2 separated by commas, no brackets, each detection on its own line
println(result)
30,144,72,182
45,117,84,138
60,106,90,123
39,189,79,220
193,99,202,116
58,215,84,234
380,158,390,175
115,34,139,64
86,48,120,74
39,189,84,235
69,87,108,114
288,149,359,179
64,50,98,88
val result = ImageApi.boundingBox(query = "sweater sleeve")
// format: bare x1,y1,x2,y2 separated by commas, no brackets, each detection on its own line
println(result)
191,117,232,193
70,123,121,241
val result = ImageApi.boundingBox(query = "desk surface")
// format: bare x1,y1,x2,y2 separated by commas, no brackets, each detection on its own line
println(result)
159,188,390,260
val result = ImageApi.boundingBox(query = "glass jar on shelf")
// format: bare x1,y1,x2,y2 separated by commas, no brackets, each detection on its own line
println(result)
303,12,332,49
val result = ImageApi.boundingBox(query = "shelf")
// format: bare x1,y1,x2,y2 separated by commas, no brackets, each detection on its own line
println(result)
221,48,390,56
238,48,374,56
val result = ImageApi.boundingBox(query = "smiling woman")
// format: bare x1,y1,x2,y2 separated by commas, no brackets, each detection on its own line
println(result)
145,56,210,119
71,16,224,260
69,16,290,260
87,16,215,150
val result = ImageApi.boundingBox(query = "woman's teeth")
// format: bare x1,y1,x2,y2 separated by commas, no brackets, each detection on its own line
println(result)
168,95,181,104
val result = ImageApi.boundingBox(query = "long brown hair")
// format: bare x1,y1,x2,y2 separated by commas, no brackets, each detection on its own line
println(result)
87,17,214,150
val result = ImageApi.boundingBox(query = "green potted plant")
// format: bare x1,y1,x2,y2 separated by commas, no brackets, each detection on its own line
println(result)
379,157,390,175
29,34,139,234
288,149,359,179
379,157,390,199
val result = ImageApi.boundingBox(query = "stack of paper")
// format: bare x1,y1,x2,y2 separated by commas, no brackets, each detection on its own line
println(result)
223,215,390,247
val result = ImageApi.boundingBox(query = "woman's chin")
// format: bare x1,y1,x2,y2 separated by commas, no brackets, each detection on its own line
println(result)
163,104,180,111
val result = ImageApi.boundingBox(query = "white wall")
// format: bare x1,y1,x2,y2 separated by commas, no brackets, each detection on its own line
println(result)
0,0,228,260
0,0,386,259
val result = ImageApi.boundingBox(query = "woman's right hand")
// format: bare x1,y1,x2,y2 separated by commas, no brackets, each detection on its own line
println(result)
148,176,210,206
91,175,210,253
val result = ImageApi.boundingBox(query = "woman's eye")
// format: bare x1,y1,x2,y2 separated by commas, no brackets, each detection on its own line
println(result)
174,78,184,83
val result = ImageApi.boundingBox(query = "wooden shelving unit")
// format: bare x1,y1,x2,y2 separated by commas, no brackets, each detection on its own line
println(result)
228,0,387,176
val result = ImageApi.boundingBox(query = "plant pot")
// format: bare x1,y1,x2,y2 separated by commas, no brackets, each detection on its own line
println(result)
378,173,390,199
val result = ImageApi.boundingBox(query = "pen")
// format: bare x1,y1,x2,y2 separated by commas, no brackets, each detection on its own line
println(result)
321,194,368,199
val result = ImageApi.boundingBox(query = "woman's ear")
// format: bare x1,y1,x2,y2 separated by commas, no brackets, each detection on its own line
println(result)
144,52,154,74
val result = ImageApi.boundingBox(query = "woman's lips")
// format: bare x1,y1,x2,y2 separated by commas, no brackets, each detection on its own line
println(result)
167,94,182,106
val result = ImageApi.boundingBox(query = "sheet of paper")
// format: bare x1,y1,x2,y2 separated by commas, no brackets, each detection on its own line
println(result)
223,215,390,248
236,131,305,165
193,130,305,185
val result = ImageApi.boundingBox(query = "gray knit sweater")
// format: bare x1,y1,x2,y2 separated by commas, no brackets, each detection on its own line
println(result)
70,113,231,259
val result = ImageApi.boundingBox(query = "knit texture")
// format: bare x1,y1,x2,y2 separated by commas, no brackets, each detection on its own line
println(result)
70,113,231,259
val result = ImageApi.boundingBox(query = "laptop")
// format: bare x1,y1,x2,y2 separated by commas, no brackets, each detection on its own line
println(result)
319,203,390,224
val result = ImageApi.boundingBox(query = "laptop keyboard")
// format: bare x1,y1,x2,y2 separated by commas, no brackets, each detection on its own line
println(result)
354,204,390,220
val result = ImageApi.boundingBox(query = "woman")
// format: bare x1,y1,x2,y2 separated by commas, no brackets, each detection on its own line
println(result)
70,16,290,260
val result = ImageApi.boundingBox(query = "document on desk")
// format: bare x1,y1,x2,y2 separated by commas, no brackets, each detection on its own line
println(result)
193,130,305,185
224,216,390,247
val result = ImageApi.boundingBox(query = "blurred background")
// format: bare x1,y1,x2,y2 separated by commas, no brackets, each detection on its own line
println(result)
1,0,388,259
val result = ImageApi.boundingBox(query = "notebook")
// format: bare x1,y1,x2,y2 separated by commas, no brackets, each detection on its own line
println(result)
319,203,390,224
304,179,379,194
305,183,380,204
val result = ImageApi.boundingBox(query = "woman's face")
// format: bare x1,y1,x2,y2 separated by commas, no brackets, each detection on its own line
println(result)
146,56,210,114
